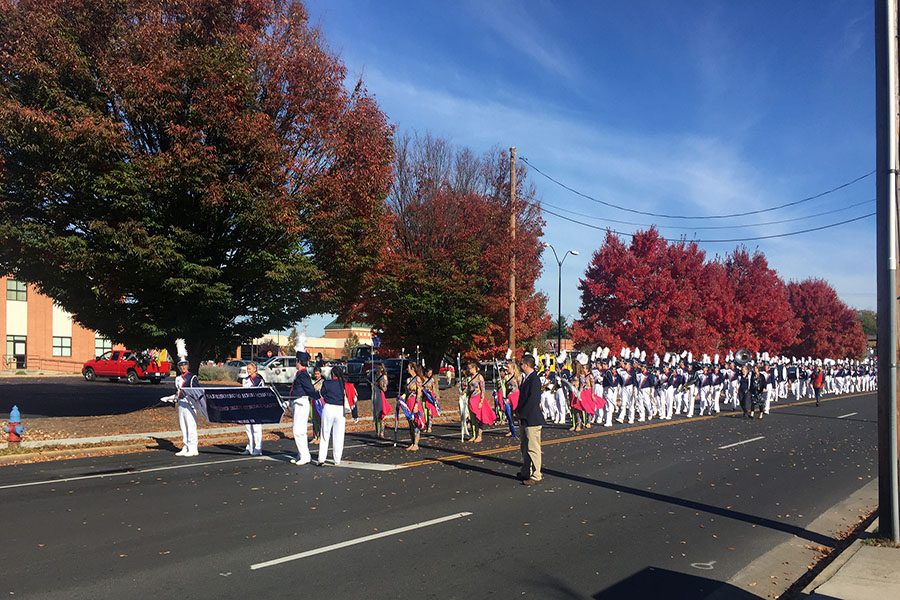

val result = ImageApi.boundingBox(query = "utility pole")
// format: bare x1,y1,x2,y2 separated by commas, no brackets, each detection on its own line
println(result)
875,0,900,543
509,146,517,355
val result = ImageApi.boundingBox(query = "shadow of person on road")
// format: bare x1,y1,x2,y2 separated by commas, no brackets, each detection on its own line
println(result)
595,566,761,599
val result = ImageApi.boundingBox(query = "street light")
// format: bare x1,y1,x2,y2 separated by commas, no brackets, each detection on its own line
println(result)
543,242,579,356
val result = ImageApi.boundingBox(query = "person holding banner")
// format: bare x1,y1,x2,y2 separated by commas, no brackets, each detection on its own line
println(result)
242,362,265,456
174,354,199,457
317,367,349,466
288,352,319,465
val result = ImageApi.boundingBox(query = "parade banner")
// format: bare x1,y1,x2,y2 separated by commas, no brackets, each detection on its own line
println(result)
180,387,285,424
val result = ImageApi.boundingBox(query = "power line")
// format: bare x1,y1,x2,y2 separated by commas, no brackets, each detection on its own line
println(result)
538,198,875,230
520,155,875,220
538,204,875,243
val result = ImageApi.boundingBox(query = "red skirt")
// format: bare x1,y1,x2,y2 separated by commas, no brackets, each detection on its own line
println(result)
593,392,606,410
379,390,392,419
574,389,596,413
468,393,497,426
507,389,520,411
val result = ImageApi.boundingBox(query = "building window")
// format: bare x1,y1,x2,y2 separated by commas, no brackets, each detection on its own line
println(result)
52,336,72,357
95,336,112,356
6,335,26,369
6,279,26,302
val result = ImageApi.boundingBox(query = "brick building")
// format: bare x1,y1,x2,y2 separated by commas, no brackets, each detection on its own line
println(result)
1,276,113,373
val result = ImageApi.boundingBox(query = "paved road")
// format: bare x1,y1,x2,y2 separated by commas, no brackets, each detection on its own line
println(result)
0,391,877,599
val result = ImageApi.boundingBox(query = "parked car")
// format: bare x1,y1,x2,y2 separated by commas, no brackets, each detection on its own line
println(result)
82,350,171,384
237,356,331,384
223,359,250,378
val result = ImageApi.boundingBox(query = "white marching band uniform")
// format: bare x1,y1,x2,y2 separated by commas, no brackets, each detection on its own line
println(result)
243,374,265,456
175,369,199,456
533,347,875,430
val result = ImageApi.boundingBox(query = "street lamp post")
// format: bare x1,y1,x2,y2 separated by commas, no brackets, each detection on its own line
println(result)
543,243,579,355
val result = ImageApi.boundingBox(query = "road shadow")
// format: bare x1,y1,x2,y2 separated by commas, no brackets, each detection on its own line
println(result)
0,377,174,417
594,566,759,599
148,437,179,453
414,441,836,547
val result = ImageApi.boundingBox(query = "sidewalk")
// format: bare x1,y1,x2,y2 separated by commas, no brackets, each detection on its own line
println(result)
800,518,900,599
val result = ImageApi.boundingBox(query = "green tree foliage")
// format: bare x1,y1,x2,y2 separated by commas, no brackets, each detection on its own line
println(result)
856,310,876,337
0,1,394,372
342,333,360,359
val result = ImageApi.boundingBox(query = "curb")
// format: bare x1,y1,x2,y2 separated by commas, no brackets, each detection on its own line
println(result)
801,518,879,596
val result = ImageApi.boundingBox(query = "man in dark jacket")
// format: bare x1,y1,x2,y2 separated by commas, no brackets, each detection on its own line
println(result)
516,354,546,486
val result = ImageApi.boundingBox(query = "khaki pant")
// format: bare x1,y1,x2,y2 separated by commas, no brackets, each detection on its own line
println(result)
519,422,542,481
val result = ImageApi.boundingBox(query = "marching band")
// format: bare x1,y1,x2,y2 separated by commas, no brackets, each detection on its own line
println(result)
163,337,876,463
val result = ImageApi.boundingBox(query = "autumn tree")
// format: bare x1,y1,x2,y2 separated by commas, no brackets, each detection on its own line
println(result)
0,0,393,372
572,229,716,354
363,133,550,368
787,279,867,358
723,248,799,352
573,230,811,356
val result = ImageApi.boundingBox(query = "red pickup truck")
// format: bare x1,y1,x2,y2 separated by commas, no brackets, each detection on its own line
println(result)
82,350,171,384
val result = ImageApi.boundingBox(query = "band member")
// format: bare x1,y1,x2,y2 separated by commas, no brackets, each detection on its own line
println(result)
422,367,438,434
242,362,265,456
738,364,753,418
288,352,319,465
571,362,592,432
466,362,493,442
374,364,392,439
317,367,348,466
174,355,199,457
502,362,522,438
404,362,425,451
311,366,324,444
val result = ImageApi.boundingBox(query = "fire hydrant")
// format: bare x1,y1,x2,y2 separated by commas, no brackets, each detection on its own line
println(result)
4,405,25,445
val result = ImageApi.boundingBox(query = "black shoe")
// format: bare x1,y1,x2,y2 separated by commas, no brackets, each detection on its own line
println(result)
516,473,529,481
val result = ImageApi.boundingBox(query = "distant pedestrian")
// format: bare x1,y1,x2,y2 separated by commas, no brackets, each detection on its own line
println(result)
737,364,753,418
317,367,349,466
811,365,825,407
516,354,545,486
242,362,264,456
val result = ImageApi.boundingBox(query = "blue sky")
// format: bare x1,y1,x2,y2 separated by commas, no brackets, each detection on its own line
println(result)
297,0,875,337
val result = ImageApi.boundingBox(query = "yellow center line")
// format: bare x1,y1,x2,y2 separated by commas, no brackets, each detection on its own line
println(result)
399,391,873,469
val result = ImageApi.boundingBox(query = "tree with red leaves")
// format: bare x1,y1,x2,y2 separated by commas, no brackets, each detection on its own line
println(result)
573,231,823,357
363,134,549,368
787,279,867,359
0,0,393,370
723,248,799,352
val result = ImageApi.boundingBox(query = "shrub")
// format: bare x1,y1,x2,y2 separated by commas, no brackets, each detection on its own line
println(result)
199,365,236,382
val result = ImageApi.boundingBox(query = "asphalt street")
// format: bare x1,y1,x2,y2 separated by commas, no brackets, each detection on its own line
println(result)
0,391,877,599
0,377,169,418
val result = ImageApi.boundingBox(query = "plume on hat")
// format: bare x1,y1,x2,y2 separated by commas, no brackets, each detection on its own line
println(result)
176,338,188,362
295,332,307,353
505,348,513,360
577,352,589,366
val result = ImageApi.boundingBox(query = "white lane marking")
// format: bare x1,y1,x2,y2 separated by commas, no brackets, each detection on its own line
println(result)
0,455,270,491
718,436,765,450
333,460,406,471
837,412,858,419
691,560,716,570
250,511,473,570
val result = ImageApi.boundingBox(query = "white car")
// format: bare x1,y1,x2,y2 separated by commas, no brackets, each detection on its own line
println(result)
238,356,331,384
